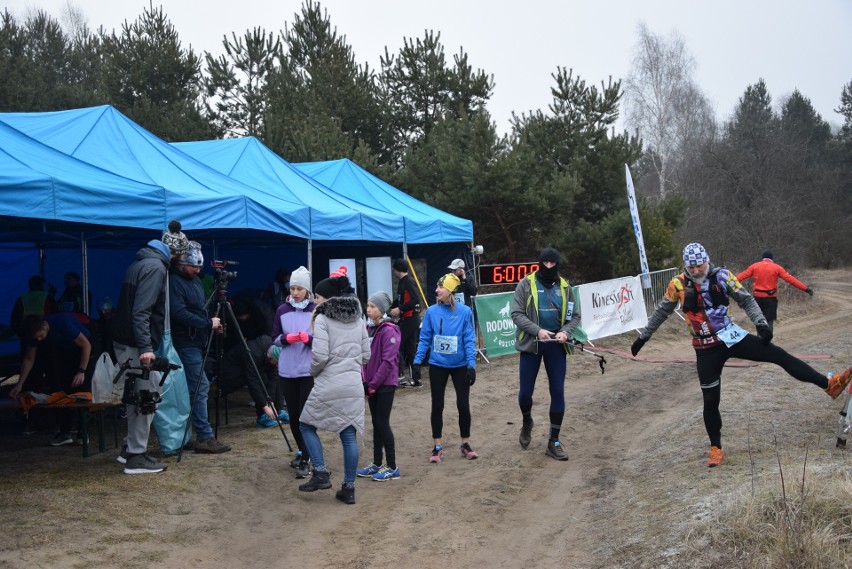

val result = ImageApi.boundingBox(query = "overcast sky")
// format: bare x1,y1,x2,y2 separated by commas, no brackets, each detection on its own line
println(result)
6,0,851,134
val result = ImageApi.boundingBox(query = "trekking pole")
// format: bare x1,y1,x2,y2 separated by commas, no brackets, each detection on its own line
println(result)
568,340,606,374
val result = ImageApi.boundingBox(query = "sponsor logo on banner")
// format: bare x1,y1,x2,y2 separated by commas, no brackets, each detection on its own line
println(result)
578,276,648,341
473,292,517,358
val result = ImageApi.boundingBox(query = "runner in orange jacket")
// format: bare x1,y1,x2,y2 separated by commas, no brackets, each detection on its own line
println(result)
736,250,813,332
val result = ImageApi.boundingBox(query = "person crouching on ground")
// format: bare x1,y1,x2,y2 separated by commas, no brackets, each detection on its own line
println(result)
414,273,478,463
631,242,851,467
298,274,370,504
357,291,402,481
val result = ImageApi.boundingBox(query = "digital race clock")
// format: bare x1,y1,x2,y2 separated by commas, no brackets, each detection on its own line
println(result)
478,262,540,285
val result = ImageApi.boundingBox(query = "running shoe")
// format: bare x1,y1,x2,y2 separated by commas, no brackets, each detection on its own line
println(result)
356,463,382,478
707,446,726,467
519,419,533,449
460,442,478,460
545,439,568,461
372,466,401,481
429,445,443,463
289,451,303,468
50,432,73,447
825,368,851,399
256,414,278,428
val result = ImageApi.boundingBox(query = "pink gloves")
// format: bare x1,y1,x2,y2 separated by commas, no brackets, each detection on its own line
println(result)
285,331,310,344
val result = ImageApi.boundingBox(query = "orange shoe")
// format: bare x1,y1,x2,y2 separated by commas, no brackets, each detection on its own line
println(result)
825,368,852,399
707,446,725,467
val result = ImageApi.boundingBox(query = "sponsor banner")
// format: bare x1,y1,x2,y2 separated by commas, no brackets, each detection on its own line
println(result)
576,276,648,340
626,164,651,288
474,292,517,358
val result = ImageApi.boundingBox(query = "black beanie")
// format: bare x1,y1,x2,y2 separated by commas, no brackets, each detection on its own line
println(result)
314,278,339,300
762,250,774,260
539,247,560,264
314,275,351,299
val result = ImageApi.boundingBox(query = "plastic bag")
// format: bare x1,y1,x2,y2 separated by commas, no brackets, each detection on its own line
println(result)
92,352,122,403
151,277,192,454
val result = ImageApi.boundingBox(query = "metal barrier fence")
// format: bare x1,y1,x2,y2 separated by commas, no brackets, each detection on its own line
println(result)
638,268,678,317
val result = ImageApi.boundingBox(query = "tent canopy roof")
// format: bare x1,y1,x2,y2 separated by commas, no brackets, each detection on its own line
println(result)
173,137,404,242
293,159,473,244
0,106,310,236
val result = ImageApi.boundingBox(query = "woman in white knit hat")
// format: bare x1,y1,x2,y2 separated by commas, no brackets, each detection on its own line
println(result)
271,265,316,478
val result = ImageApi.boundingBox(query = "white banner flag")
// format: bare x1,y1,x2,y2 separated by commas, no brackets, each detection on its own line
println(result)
625,164,651,288
577,276,648,341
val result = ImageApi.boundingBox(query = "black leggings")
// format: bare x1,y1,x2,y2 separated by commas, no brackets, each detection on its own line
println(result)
695,334,826,447
429,365,471,439
280,376,314,457
367,386,396,468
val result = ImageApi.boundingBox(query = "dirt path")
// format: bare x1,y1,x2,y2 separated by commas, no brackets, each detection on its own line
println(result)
2,270,850,569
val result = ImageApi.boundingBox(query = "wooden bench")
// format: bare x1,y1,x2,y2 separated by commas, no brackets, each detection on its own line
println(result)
0,399,121,458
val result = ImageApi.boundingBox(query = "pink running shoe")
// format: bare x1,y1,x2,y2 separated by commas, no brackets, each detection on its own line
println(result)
460,442,478,460
429,445,443,463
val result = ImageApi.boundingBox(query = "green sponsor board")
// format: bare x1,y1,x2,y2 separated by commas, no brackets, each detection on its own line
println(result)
474,288,588,359
474,292,517,358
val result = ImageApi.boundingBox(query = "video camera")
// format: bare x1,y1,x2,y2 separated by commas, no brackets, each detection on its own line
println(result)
112,356,182,415
211,259,238,282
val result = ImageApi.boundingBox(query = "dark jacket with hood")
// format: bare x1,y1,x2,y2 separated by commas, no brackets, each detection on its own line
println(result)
169,269,211,350
111,242,169,354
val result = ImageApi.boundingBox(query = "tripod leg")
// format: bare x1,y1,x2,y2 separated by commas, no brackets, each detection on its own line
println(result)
221,301,293,452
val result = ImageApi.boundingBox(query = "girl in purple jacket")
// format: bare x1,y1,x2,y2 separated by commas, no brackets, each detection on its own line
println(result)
357,291,402,481
272,266,316,479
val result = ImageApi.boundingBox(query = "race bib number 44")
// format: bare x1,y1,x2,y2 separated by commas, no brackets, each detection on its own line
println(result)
433,334,458,355
717,323,747,348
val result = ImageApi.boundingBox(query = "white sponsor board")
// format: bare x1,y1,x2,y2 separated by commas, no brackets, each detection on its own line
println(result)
577,275,648,340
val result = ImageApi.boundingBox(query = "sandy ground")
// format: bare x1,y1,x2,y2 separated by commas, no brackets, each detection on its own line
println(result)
1,269,851,569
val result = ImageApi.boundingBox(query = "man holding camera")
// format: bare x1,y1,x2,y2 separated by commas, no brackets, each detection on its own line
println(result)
112,221,187,474
169,241,230,454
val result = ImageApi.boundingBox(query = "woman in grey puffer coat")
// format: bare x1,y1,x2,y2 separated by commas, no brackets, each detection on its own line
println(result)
298,275,370,505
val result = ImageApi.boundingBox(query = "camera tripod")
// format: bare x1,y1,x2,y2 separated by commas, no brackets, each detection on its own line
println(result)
177,265,292,462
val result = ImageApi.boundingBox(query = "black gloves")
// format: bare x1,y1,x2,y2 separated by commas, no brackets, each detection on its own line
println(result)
805,287,814,296
756,324,773,345
466,366,476,386
631,337,646,357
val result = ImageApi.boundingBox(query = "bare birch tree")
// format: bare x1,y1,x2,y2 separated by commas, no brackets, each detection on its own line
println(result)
624,23,714,198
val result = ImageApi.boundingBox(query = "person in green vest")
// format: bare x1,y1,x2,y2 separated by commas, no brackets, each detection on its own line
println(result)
11,275,58,340
510,247,581,461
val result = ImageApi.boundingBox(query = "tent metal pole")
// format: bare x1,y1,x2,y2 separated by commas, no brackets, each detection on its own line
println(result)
81,233,90,314
307,240,313,276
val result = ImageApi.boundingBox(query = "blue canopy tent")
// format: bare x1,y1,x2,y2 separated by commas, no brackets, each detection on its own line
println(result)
293,158,475,300
172,137,405,243
293,158,473,244
0,106,318,300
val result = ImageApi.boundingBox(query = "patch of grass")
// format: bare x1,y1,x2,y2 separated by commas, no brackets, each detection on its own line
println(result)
687,449,852,568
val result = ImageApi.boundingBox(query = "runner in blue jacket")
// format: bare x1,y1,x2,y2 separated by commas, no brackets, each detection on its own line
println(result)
414,273,478,463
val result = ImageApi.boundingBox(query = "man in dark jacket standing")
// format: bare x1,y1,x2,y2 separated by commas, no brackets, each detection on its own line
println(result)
169,242,230,454
112,221,187,474
389,258,424,387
